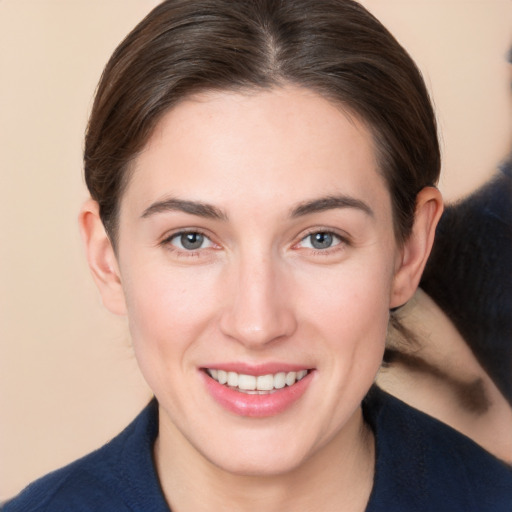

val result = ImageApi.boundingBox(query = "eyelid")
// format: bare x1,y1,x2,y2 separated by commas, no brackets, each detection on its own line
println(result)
298,227,350,242
292,227,351,253
160,228,219,254
299,232,341,249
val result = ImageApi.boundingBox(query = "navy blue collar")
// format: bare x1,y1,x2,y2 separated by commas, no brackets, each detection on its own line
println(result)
103,387,512,511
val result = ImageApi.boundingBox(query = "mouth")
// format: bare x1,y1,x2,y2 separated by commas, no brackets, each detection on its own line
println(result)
204,368,309,394
202,364,314,417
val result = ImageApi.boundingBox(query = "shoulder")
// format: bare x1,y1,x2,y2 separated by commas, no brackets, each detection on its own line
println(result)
364,386,512,512
1,400,168,512
1,462,124,512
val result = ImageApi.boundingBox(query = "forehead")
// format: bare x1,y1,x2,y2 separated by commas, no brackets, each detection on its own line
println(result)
123,86,390,217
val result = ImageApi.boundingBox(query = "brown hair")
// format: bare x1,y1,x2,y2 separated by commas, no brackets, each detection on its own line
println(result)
84,0,440,245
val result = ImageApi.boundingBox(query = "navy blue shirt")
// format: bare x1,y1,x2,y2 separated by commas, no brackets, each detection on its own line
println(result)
3,387,512,511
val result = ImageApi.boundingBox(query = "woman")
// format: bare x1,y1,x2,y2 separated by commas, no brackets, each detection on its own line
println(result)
3,1,511,510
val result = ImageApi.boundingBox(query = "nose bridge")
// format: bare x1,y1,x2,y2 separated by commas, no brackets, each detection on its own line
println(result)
220,244,296,347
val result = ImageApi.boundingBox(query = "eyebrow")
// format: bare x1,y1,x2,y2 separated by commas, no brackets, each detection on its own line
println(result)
290,195,374,218
141,198,227,221
141,194,373,221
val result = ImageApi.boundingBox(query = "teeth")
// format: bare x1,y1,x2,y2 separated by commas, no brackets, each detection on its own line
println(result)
274,372,286,389
285,371,297,386
256,374,274,391
206,369,309,392
227,371,238,387
238,374,256,390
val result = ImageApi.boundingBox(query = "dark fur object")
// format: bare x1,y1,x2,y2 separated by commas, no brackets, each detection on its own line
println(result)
421,162,512,404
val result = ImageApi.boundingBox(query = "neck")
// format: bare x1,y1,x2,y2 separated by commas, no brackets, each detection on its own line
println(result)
154,406,375,512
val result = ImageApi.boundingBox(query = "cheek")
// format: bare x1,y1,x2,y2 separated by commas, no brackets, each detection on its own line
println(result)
302,257,393,326
120,263,220,375
298,258,393,370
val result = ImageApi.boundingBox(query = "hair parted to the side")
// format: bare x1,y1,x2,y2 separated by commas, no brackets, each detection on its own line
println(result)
84,0,440,245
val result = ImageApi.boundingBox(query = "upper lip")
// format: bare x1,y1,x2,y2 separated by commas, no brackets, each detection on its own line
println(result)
201,362,313,376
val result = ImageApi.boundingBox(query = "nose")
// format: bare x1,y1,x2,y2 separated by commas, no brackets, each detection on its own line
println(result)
219,253,297,348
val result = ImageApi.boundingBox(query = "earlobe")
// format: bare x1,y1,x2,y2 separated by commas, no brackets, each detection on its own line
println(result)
390,187,443,308
78,199,127,316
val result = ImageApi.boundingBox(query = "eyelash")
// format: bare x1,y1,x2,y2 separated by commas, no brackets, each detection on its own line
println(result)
160,229,218,257
160,228,351,259
294,228,350,255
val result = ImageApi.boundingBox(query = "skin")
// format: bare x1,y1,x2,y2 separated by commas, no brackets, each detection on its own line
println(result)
80,86,442,511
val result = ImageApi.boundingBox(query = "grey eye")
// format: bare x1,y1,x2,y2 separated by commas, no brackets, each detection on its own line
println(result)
181,233,204,250
310,232,334,249
299,232,341,250
171,232,212,250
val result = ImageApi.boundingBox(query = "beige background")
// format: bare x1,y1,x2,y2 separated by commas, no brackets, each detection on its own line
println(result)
1,0,510,501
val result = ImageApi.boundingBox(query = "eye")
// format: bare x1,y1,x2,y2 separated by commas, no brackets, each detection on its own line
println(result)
299,231,342,250
167,231,214,251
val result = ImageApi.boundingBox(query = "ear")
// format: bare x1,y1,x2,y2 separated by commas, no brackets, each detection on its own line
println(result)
78,199,127,316
390,186,443,308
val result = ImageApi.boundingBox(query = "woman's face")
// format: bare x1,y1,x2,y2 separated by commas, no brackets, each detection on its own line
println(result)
115,86,402,475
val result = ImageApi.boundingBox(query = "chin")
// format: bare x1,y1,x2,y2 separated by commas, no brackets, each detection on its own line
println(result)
196,426,319,478
209,449,308,478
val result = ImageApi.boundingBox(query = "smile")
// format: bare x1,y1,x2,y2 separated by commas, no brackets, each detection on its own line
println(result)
206,368,309,394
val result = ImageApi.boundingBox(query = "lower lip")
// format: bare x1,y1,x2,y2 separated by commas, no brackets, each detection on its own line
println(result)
202,370,314,418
